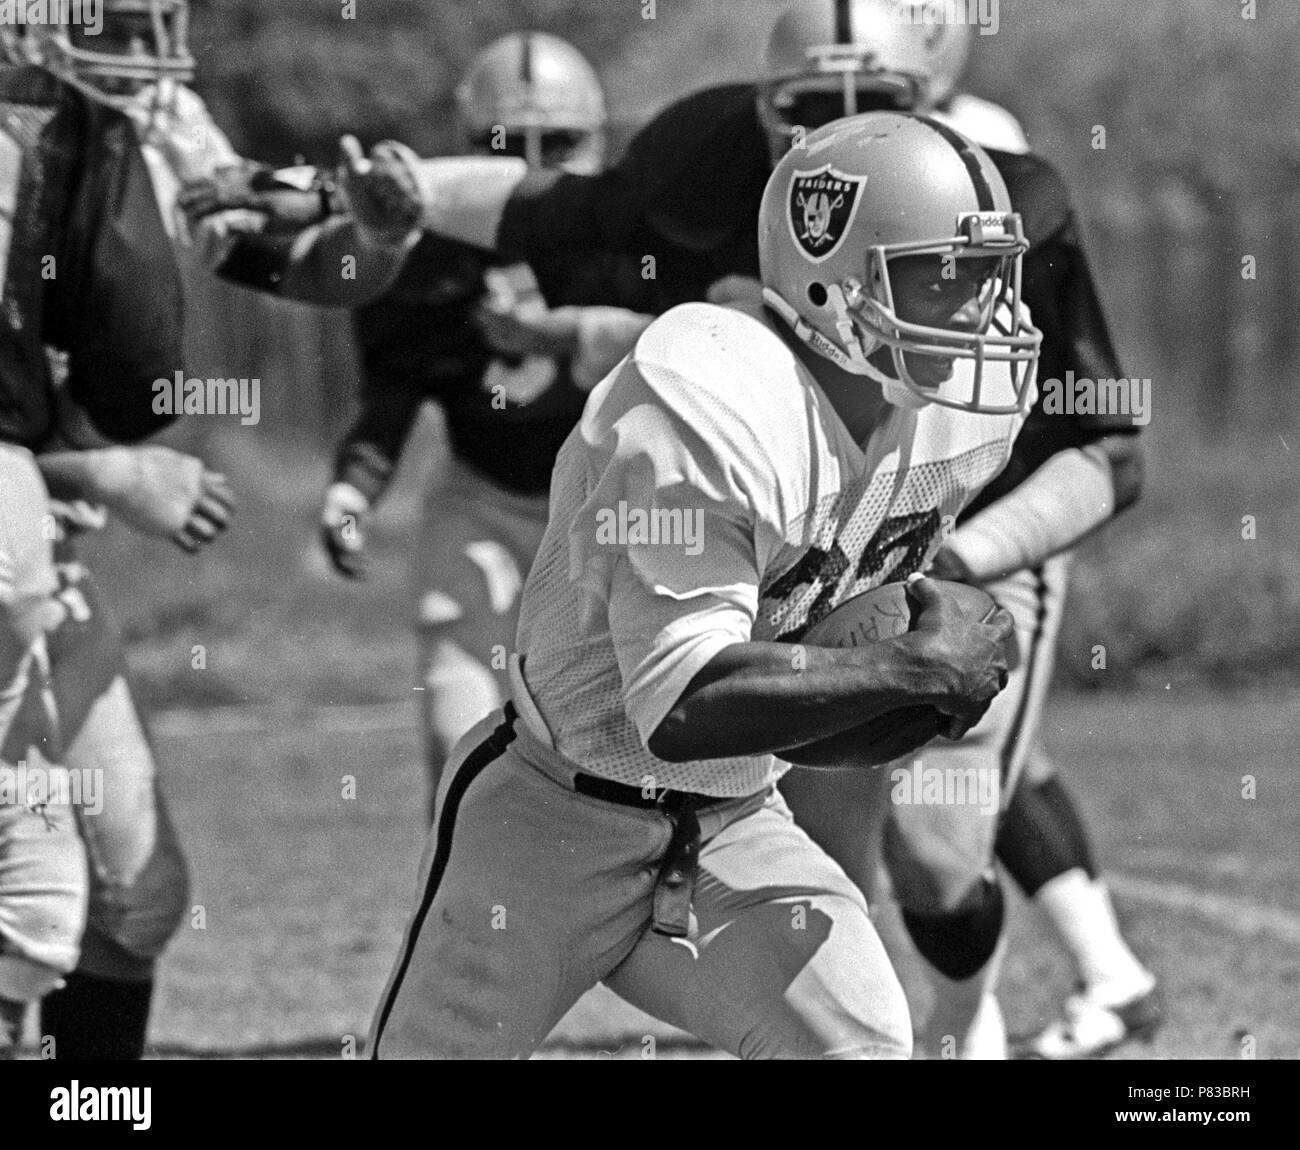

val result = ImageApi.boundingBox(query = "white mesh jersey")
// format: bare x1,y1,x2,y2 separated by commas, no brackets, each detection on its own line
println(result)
516,301,1033,797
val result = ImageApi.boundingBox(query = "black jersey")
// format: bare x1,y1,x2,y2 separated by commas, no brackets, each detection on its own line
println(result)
0,64,184,448
217,228,632,498
495,83,1140,520
343,235,595,497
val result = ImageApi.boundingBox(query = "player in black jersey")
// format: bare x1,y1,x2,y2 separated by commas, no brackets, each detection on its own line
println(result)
0,30,223,1059
183,33,653,813
307,2,1152,1058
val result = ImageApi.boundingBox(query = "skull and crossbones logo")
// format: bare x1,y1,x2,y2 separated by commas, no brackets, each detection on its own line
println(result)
796,190,846,248
787,166,865,261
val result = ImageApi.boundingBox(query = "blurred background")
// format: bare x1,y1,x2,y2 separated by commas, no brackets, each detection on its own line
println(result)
96,0,1300,710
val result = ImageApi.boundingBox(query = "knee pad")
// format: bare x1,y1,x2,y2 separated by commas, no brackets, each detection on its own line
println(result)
900,876,1005,981
996,774,1097,896
883,808,996,915
84,838,189,972
102,852,189,968
0,952,69,1003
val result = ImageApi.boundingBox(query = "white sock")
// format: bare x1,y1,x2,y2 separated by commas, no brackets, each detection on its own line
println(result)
1036,869,1154,1000
917,938,1007,1059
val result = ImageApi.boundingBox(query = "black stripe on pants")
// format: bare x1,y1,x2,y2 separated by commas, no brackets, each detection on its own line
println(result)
370,703,518,1057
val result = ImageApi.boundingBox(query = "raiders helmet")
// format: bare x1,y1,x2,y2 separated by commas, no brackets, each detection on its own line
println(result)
2,0,194,98
455,32,606,174
758,0,975,163
758,112,1039,414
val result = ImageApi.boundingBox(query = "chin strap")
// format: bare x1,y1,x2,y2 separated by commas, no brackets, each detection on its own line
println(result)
762,286,931,410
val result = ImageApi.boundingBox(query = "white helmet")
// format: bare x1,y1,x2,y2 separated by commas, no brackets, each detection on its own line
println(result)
1,0,194,98
758,0,974,163
759,112,1040,414
455,32,606,173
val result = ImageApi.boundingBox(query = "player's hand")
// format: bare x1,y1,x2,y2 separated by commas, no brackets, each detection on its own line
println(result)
905,574,1014,737
475,296,575,360
179,163,331,232
337,135,425,248
320,482,370,579
96,447,234,553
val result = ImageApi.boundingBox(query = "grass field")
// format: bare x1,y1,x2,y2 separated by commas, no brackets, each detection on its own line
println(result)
49,687,1293,1061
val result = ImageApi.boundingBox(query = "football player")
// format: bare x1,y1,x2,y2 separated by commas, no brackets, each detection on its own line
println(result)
771,0,1159,1058
180,32,654,811
334,0,1153,1059
369,112,1027,1059
7,3,413,1060
0,36,211,1058
761,0,1150,1057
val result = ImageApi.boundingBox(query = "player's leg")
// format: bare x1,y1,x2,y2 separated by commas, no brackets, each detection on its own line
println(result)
412,462,548,814
0,452,89,1058
880,559,1061,1059
0,762,88,1060
368,707,664,1059
607,787,912,1060
0,750,89,1059
776,758,893,904
38,554,189,1060
998,751,1160,1057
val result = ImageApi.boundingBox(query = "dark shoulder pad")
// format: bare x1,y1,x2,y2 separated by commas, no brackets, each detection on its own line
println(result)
986,149,1073,250
618,83,770,250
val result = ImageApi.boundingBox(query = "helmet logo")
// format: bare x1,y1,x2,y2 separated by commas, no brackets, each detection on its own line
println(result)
788,166,865,263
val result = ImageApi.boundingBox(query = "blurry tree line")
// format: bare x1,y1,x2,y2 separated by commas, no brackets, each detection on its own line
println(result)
183,0,1300,442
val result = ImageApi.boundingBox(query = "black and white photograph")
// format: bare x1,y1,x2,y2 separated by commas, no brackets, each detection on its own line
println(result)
0,0,1292,1124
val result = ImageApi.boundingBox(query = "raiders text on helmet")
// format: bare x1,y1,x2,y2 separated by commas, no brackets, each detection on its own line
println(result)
455,32,606,173
758,0,975,163
758,112,1040,414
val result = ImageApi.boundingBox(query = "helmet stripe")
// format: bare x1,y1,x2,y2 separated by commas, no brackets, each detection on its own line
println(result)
917,115,996,213
521,32,535,84
834,0,853,43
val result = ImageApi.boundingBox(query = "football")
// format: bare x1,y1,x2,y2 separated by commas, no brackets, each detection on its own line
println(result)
779,578,1007,770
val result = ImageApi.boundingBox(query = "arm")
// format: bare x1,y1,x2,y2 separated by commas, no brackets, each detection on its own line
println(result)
621,573,1013,764
319,368,426,579
646,636,939,763
277,215,417,306
185,138,420,306
939,167,1145,583
319,306,432,577
408,155,644,261
36,447,233,554
475,292,655,390
933,433,1143,584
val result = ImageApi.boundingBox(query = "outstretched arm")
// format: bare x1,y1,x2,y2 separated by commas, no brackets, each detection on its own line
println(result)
183,137,422,306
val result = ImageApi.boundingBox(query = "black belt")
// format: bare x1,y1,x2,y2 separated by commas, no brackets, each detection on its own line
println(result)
573,773,715,938
573,773,714,810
